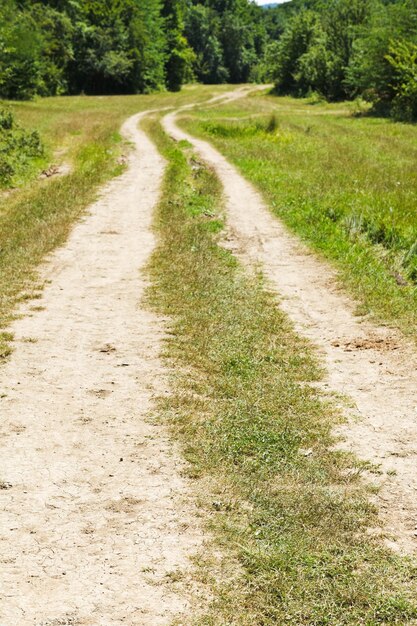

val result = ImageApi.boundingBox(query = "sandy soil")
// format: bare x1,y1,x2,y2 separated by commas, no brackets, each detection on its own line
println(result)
164,107,417,555
0,112,202,625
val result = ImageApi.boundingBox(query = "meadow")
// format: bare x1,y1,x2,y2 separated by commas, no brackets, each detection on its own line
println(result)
182,93,417,339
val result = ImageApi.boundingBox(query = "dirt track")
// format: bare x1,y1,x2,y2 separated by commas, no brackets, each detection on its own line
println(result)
164,107,417,554
1,87,417,625
0,112,201,625
0,87,259,626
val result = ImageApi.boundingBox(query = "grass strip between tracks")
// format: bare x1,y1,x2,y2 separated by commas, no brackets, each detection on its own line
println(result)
146,116,417,626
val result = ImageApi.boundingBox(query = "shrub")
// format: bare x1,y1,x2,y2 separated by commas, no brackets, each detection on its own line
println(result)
0,109,44,188
386,39,417,121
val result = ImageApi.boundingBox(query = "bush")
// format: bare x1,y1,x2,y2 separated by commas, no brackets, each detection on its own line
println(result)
386,40,417,121
0,109,44,188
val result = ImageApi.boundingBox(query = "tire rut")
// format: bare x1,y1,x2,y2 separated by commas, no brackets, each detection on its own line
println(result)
164,107,417,555
0,112,201,625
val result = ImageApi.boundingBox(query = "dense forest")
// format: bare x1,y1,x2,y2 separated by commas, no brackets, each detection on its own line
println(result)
0,0,265,97
0,0,417,120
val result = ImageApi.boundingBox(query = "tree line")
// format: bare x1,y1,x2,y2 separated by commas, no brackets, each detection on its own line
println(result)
265,0,417,121
1,0,416,121
0,0,266,99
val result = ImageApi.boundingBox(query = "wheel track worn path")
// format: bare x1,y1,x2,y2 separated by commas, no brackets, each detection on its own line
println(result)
164,104,417,555
0,111,202,625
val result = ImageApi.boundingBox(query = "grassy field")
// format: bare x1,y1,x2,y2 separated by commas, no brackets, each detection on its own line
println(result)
181,93,417,339
146,117,417,625
0,85,229,358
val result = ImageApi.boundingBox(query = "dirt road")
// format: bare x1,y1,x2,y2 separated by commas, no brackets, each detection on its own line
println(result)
0,87,259,626
164,107,417,554
0,112,201,625
1,87,416,625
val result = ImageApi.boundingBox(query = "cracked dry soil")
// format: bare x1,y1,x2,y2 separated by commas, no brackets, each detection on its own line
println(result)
0,112,202,625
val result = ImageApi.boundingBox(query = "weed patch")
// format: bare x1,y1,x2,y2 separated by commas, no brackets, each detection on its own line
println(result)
202,113,280,140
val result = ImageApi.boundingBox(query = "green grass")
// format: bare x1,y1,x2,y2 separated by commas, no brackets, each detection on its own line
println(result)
0,85,229,358
181,93,417,339
145,117,417,625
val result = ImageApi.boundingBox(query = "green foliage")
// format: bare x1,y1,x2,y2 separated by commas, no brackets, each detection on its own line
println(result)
0,0,176,97
4,0,416,114
68,5,134,94
162,0,196,91
185,4,229,83
271,1,374,101
0,0,266,96
0,0,43,100
185,0,265,85
28,3,74,96
346,0,417,119
0,109,44,188
272,9,323,96
386,39,417,121
268,0,417,119
65,0,168,94
129,0,166,93
220,10,259,83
